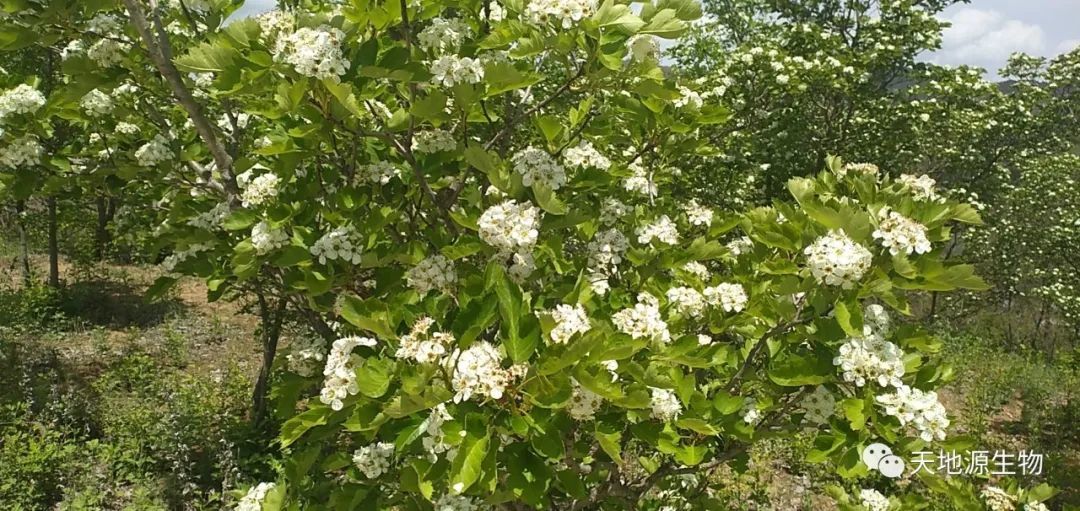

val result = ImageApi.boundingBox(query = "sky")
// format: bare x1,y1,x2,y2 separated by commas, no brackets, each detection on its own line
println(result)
231,0,1079,78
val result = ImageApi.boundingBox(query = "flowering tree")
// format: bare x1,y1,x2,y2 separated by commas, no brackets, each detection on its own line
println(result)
0,1,1062,510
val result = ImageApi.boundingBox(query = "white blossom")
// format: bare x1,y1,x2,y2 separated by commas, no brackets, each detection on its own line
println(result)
568,378,603,421
116,122,140,135
0,84,46,121
286,336,326,377
804,230,872,288
837,162,879,178
624,162,658,197
430,55,485,87
88,39,130,68
449,341,522,402
479,200,540,251
433,493,481,511
674,86,703,110
859,489,889,511
683,199,713,227
395,317,454,364
980,486,1016,511
0,135,42,168
587,228,629,272
876,384,950,441
418,18,472,53
649,387,682,421
235,482,276,511
636,215,679,245
319,336,377,410
512,146,566,190
412,129,457,154
310,225,363,264
80,89,114,116
666,286,706,317
898,173,940,202
726,236,754,256
359,161,401,184
274,26,349,81
251,221,289,255
613,293,671,343
187,202,230,230
526,0,598,29
240,172,281,207
600,198,630,225
834,336,905,388
682,261,710,280
873,209,932,255
135,135,172,167
546,303,591,344
407,254,457,295
352,442,395,479
563,140,611,170
703,282,748,313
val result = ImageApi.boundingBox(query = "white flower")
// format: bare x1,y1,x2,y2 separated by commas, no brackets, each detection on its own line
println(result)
876,384,949,442
450,341,522,402
87,13,122,33
683,199,713,227
834,336,905,388
836,162,879,178
433,493,481,511
613,293,671,343
412,129,457,154
310,225,363,264
479,200,540,251
352,442,394,479
407,254,457,295
395,317,454,364
547,303,591,344
161,242,214,273
741,399,763,425
588,273,610,295
697,334,713,345
430,55,485,87
240,172,281,207
1025,502,1050,511
636,215,679,245
563,140,611,170
587,228,629,273
251,221,289,255
703,282,748,313
627,34,660,62
649,387,681,421
682,261,710,280
235,482,276,511
526,0,598,29
980,486,1016,511
187,202,231,230
898,173,940,201
801,386,835,425
116,122,140,135
873,209,931,256
666,286,706,317
319,336,377,410
0,84,46,121
859,489,889,511
674,86,703,110
804,230,872,289
600,198,630,225
135,135,172,167
0,135,42,168
87,39,130,68
257,10,295,43
506,250,536,284
726,236,754,256
776,74,790,85
359,161,401,184
568,378,603,420
487,2,506,22
80,89,114,116
421,404,455,461
513,146,567,190
863,303,891,336
624,162,658,197
274,26,349,81
286,336,326,377
61,40,85,60
418,18,472,53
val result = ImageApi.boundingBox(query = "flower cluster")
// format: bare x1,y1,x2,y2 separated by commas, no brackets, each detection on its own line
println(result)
600,198,630,225
623,162,657,197
235,482,275,511
636,215,679,245
859,489,889,511
674,86,703,110
239,172,281,207
980,486,1016,511
135,135,172,167
116,122,140,135
682,261,710,280
188,202,230,230
586,228,629,272
412,129,457,154
804,230,873,288
800,385,836,425
251,221,290,255
274,26,349,81
479,200,540,251
430,55,485,87
683,199,713,227
512,146,567,190
833,336,906,388
352,442,395,479
80,89,114,116
422,404,455,461
726,236,754,256
547,303,591,344
876,384,949,441
88,39,130,67
450,341,524,402
418,18,472,53
568,379,603,420
286,336,326,377
406,254,457,295
837,162,879,178
563,140,611,170
161,242,213,273
666,286,706,317
0,135,42,168
0,84,46,120
898,173,940,202
433,494,482,511
612,293,671,343
396,317,455,364
310,225,363,264
873,209,932,255
704,283,748,313
359,161,401,184
526,0,597,29
320,336,377,410
649,387,682,421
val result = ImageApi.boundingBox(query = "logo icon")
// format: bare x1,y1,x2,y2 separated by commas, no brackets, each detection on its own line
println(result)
862,443,905,478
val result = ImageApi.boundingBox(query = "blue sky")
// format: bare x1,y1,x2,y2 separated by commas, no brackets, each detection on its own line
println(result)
232,0,1079,77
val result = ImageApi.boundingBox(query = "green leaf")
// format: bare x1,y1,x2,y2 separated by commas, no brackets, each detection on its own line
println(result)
273,245,310,267
339,295,397,340
595,424,623,464
145,276,178,303
834,301,863,338
449,427,490,494
489,264,538,363
841,398,866,430
532,183,568,215
675,418,720,436
591,0,645,34
357,358,394,398
223,209,259,231
768,349,834,386
639,9,686,38
279,406,332,448
175,42,240,72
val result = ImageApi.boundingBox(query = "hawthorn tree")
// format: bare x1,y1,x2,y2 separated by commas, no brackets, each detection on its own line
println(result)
0,1,1063,510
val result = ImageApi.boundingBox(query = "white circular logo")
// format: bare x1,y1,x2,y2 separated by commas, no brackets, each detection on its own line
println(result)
862,443,893,469
878,454,906,478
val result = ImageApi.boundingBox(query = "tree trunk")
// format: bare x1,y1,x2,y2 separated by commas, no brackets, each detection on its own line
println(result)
46,196,59,288
252,294,288,424
15,200,32,288
94,195,115,260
